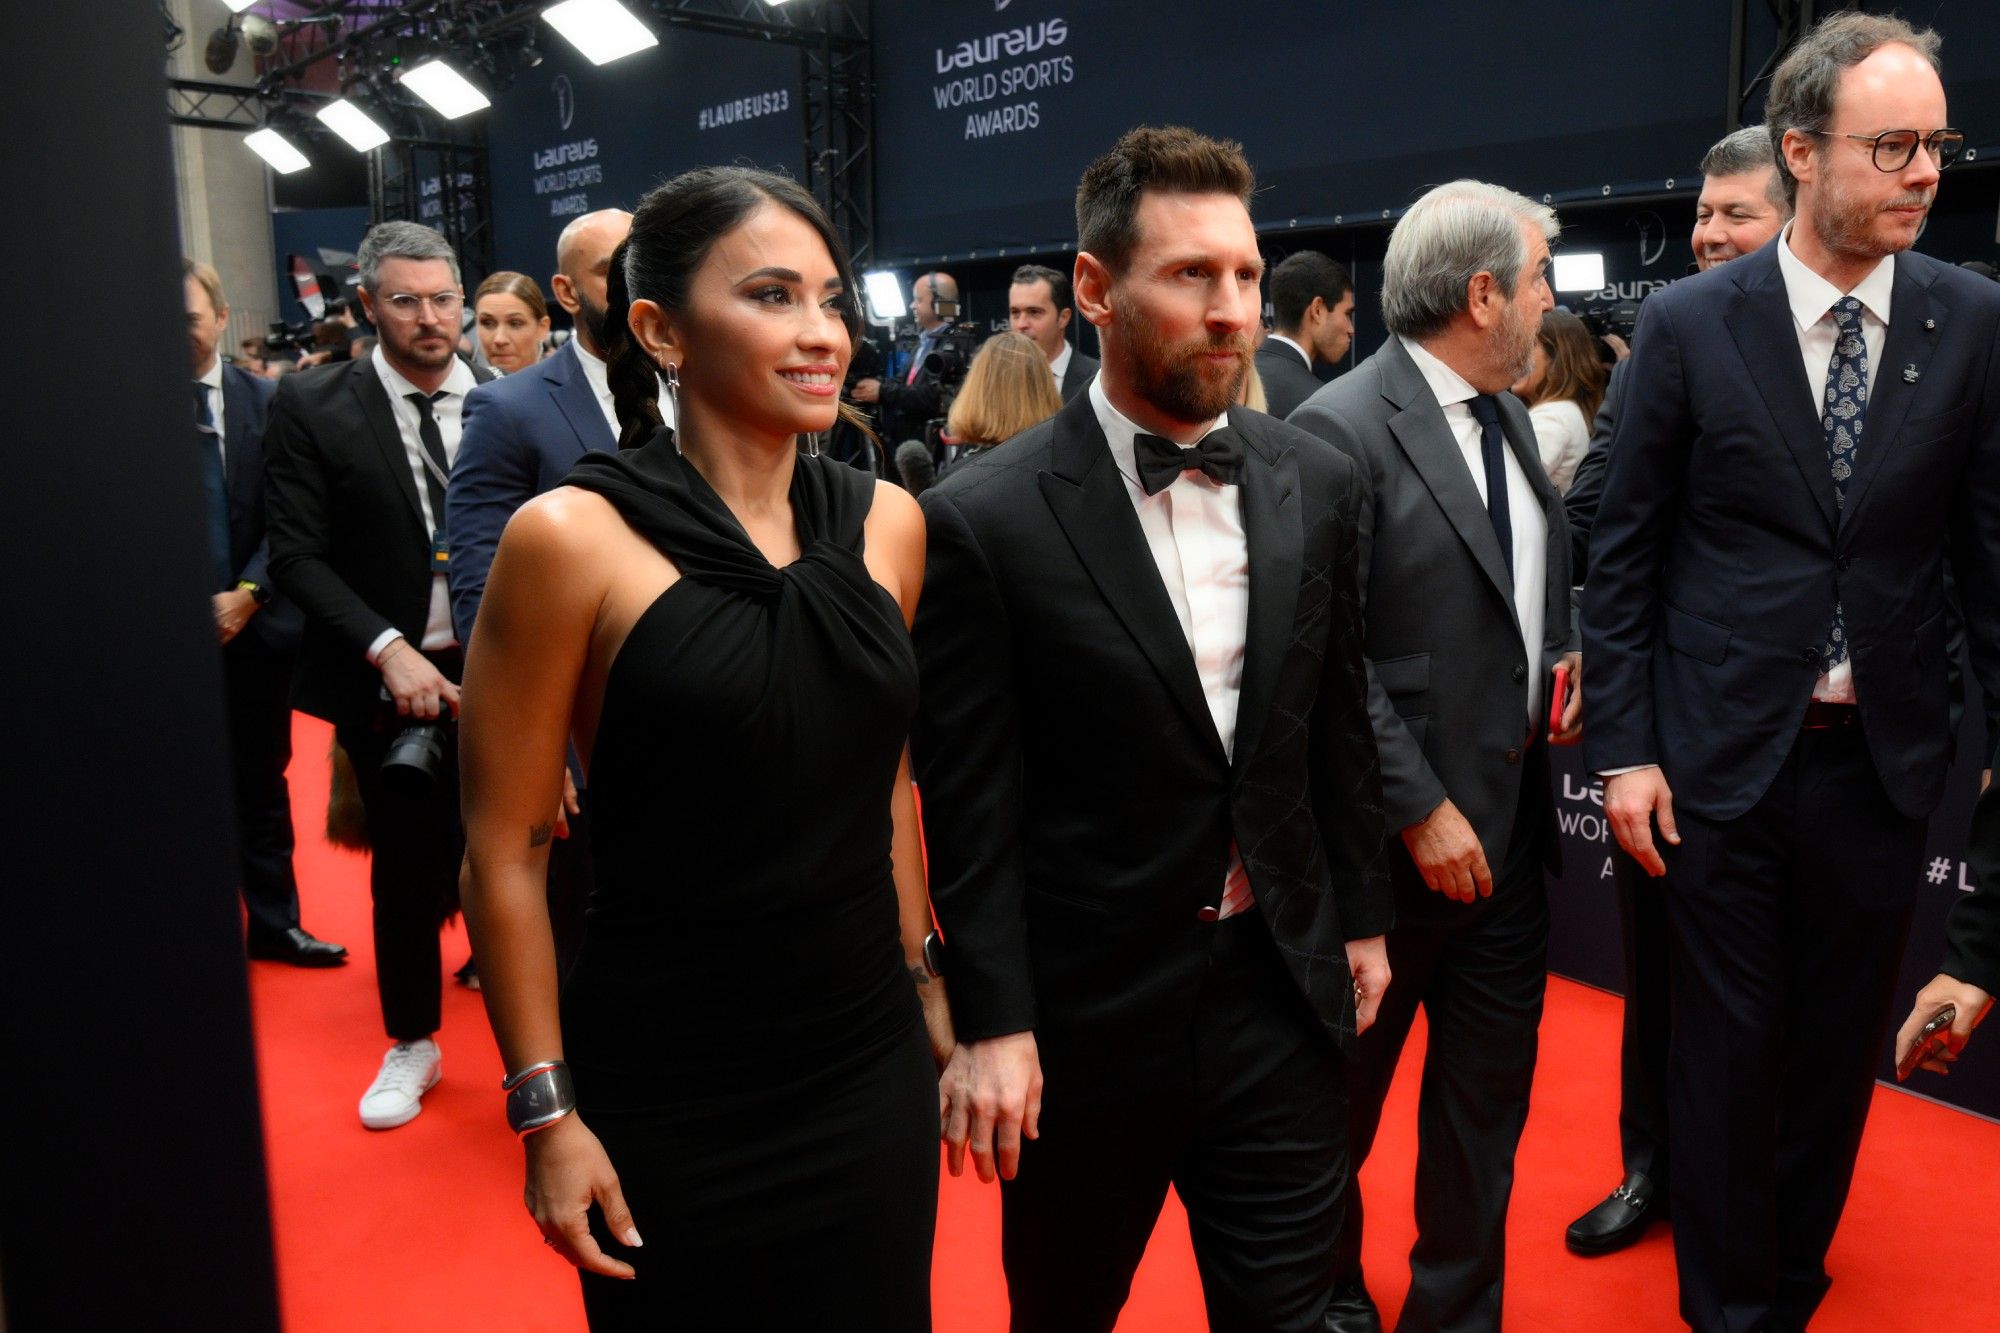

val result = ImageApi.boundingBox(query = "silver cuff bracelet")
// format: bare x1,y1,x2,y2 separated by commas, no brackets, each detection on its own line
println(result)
502,1060,577,1138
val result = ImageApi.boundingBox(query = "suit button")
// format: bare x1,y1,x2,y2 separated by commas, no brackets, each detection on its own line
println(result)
1197,905,1220,923
1504,747,1522,764
1837,555,1852,571
1800,647,1821,665
1511,664,1527,682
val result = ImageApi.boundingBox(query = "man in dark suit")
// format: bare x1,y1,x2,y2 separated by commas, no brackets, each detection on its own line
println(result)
1583,16,2000,1327
914,126,1391,1333
266,222,493,1132
1008,262,1099,402
1289,180,1576,1331
447,208,633,981
1559,127,1790,1259
1258,251,1354,419
184,259,345,968
851,269,968,449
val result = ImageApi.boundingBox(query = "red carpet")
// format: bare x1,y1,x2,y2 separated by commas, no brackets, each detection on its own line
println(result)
254,716,2000,1330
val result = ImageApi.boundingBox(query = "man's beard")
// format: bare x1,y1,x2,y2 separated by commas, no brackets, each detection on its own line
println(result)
1498,298,1538,385
574,289,609,351
1113,290,1247,424
383,323,455,372
1814,173,1931,261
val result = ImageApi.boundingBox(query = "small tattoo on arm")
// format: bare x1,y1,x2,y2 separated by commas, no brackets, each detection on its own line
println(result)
909,963,939,987
529,822,554,848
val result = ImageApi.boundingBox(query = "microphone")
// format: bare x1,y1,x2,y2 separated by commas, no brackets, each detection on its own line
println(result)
895,439,936,496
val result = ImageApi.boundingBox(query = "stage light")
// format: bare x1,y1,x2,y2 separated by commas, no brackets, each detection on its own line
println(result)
400,60,490,119
542,0,658,66
863,271,907,322
1552,252,1607,294
245,127,310,174
316,98,391,152
222,0,261,11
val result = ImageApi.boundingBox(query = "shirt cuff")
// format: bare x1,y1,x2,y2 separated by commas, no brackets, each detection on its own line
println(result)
365,629,404,665
1597,764,1659,778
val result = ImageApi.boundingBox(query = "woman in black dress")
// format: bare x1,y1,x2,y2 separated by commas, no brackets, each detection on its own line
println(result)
459,167,952,1328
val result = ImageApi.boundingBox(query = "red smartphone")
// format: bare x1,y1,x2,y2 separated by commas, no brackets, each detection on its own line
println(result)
1896,1004,1957,1081
1548,663,1570,737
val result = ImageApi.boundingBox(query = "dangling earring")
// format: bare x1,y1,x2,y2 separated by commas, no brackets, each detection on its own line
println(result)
663,362,682,455
805,430,823,459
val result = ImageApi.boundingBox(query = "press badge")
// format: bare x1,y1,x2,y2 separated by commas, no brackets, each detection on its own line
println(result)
431,531,450,570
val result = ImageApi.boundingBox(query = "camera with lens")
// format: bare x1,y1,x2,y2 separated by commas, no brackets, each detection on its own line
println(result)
918,323,983,447
264,318,317,353
380,713,454,790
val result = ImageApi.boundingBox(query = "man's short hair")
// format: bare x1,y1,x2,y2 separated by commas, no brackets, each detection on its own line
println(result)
1380,180,1558,342
355,220,461,294
182,257,226,314
1011,262,1071,310
1075,125,1255,274
1765,11,1942,207
1269,252,1353,333
1700,126,1790,213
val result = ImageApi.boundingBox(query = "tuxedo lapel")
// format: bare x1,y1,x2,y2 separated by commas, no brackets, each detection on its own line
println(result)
545,342,614,458
348,360,426,532
1842,255,1945,522
1037,395,1225,761
1229,407,1302,776
1379,339,1517,623
1724,250,1838,531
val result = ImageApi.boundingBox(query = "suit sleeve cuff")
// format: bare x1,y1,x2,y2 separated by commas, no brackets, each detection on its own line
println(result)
1597,764,1659,779
365,629,404,665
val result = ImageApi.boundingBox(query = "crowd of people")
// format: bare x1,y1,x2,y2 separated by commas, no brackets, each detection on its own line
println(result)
184,10,2000,1332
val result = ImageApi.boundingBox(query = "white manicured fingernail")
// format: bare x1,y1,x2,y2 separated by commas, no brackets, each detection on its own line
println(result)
622,1227,643,1248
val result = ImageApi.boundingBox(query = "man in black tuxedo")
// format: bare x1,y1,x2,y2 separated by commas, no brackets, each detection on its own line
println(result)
1257,251,1354,419
1008,262,1099,402
1289,180,1576,1331
1583,15,2000,1327
1558,127,1790,1260
184,259,345,968
266,222,492,1132
914,125,1391,1333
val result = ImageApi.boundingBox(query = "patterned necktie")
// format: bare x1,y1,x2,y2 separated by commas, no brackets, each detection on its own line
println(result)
194,381,233,590
1466,393,1514,581
1819,296,1868,669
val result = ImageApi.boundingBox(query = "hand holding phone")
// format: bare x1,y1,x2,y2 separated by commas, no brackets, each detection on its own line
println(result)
1896,1004,1957,1081
1548,663,1569,739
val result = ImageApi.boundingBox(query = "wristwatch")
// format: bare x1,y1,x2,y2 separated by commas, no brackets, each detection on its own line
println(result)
922,930,948,978
236,579,272,607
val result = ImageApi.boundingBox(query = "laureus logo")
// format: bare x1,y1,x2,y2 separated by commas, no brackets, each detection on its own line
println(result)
553,74,575,130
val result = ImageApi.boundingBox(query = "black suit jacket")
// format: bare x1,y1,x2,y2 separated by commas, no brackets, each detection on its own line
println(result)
264,357,491,728
1256,339,1323,421
1058,347,1099,403
216,363,302,653
1560,356,1627,581
1583,242,2000,820
911,392,1391,1059
1289,337,1572,919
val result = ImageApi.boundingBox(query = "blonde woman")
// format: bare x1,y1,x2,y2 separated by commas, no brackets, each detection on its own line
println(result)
938,331,1063,477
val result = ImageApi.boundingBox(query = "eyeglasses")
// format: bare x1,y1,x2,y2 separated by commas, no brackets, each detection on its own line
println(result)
377,291,464,320
1807,127,1964,172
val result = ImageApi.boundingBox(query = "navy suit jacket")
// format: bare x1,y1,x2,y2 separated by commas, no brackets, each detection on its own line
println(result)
1583,241,2000,821
218,362,302,652
446,340,616,643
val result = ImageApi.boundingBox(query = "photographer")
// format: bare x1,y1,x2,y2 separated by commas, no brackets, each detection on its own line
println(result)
850,269,971,454
265,221,494,1132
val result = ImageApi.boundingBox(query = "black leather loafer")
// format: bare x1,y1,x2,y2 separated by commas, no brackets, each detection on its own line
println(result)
1565,1170,1665,1256
247,927,349,967
1324,1276,1384,1333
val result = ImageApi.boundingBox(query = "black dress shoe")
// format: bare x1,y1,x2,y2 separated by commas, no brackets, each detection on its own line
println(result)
1565,1170,1665,1256
247,927,349,968
1324,1277,1383,1333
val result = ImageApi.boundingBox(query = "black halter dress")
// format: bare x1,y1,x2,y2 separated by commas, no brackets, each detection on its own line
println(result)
558,433,935,1329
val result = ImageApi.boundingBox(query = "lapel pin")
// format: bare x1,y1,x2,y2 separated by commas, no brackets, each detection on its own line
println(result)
1903,365,1920,384
1923,318,1936,330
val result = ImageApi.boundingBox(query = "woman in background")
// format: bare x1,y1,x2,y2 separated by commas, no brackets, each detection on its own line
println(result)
937,331,1062,478
473,271,552,375
1513,308,1606,493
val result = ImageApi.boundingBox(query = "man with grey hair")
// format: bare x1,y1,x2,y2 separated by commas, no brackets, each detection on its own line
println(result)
1289,180,1576,1331
267,220,493,1131
1584,13,2000,1327
1559,124,1790,1260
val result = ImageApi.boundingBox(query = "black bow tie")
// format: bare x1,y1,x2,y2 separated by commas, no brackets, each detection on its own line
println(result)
1133,428,1245,495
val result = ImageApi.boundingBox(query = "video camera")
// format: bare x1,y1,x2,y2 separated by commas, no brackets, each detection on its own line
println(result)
264,318,319,353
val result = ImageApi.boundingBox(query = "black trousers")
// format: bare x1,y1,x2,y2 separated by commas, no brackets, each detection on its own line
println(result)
1660,725,1923,1333
1335,782,1551,1333
1000,913,1350,1333
223,636,302,941
1613,845,1671,1184
334,649,464,1042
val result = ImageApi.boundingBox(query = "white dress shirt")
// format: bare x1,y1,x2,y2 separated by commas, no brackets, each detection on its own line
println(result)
1776,221,1893,706
1401,337,1550,724
196,359,226,469
1048,339,1074,391
1267,334,1313,371
1090,377,1256,917
366,345,478,660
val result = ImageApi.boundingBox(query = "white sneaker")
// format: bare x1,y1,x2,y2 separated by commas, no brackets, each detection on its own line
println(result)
358,1038,441,1130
